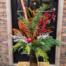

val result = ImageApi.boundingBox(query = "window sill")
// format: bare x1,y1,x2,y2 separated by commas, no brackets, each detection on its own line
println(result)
14,64,55,66
50,65,55,66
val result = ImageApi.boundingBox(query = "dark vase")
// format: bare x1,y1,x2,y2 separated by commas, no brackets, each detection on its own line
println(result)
30,50,38,66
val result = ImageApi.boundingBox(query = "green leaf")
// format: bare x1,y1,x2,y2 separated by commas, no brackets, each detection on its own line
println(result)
35,48,48,62
32,36,60,51
13,40,27,52
22,43,31,55
13,43,22,52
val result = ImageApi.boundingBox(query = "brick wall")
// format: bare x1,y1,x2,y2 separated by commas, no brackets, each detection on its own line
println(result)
60,0,66,66
0,0,9,65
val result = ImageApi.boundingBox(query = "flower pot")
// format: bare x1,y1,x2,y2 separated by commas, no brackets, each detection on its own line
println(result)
30,51,38,66
17,62,30,66
38,62,50,66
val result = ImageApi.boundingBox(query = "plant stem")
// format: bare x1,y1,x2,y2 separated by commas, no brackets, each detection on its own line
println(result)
21,0,28,20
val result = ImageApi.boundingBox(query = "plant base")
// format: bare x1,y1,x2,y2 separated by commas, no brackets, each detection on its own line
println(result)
38,62,50,66
30,62,37,66
17,62,30,66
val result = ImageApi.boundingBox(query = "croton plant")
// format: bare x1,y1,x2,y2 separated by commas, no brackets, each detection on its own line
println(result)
13,3,60,62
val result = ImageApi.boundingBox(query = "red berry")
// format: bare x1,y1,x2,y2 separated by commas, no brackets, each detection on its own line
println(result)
27,38,32,43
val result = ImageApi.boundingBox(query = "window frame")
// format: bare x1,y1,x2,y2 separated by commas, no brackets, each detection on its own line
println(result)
6,0,64,66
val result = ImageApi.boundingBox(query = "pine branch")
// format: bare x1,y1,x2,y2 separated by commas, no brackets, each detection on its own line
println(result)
29,4,49,32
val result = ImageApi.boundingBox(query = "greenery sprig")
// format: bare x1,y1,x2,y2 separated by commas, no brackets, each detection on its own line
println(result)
29,4,49,32
13,36,60,62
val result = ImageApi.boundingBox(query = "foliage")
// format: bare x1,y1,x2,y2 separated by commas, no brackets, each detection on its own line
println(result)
13,36,60,61
35,48,48,62
13,3,60,62
18,4,49,38
30,4,48,32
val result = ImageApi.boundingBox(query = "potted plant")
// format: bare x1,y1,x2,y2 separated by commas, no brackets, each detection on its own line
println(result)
13,3,60,66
